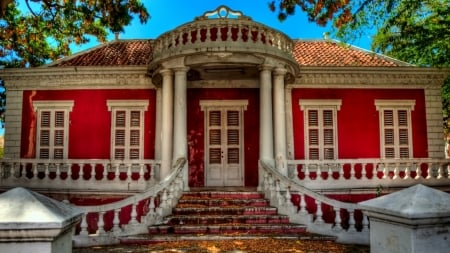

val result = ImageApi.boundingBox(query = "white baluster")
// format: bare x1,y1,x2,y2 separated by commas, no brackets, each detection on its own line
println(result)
350,163,355,179
44,163,50,178
97,211,105,234
114,164,120,179
90,163,96,181
314,200,324,224
206,25,211,42
304,164,310,179
348,209,356,232
333,207,342,231
437,163,444,179
361,163,367,179
404,163,411,179
362,213,369,231
126,164,132,180
67,163,73,180
317,165,322,180
80,213,89,236
393,163,399,180
339,163,344,179
284,187,295,214
79,163,85,180
327,164,333,181
130,203,138,225
415,163,423,179
139,164,145,181
382,163,389,179
112,209,121,233
55,163,61,179
426,162,432,179
298,193,308,215
102,163,108,181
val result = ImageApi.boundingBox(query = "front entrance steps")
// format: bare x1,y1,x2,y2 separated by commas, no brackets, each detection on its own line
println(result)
147,190,310,237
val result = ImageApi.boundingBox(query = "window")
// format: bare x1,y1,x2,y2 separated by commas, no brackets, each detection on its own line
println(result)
107,100,149,160
33,101,74,159
299,100,341,160
375,100,415,158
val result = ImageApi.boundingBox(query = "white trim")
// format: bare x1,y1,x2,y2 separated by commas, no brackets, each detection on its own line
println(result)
200,100,248,111
107,100,149,111
299,99,342,160
200,99,248,186
32,100,74,159
107,100,149,160
374,100,415,158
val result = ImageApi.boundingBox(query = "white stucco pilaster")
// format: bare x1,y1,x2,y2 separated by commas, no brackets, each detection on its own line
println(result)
273,67,287,176
159,69,174,180
172,67,190,190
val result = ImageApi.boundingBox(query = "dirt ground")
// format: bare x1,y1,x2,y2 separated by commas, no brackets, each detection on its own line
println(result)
74,238,370,253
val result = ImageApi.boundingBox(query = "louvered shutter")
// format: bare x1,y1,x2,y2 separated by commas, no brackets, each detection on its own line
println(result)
227,111,240,164
209,110,222,164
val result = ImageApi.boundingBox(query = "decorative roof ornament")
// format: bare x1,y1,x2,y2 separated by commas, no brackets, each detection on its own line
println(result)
196,5,251,21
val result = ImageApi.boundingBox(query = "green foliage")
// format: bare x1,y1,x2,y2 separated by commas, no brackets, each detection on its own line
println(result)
0,0,149,67
271,0,450,133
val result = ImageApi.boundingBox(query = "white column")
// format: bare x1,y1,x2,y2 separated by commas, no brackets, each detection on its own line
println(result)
259,65,274,161
159,69,173,180
173,67,189,190
273,67,287,176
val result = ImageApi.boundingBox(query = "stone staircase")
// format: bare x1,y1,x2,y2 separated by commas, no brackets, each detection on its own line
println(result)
147,189,307,236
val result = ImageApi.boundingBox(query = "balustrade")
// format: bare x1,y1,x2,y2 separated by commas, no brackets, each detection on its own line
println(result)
152,15,295,64
287,158,450,190
72,160,185,246
262,160,378,244
0,158,160,193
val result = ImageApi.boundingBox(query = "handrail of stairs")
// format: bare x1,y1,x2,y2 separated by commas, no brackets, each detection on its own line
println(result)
73,157,187,247
259,160,369,245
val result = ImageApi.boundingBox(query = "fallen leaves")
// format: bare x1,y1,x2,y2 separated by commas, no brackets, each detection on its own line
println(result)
75,238,369,253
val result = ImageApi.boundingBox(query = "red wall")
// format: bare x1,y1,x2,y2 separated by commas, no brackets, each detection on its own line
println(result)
21,89,156,159
291,88,428,159
187,88,260,187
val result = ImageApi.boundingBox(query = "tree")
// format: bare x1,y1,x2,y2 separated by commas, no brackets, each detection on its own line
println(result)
0,0,149,67
270,0,450,132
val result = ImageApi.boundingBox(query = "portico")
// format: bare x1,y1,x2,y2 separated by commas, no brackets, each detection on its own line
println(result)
150,6,297,188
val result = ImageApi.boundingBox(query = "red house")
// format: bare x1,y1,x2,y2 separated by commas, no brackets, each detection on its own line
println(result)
1,6,449,246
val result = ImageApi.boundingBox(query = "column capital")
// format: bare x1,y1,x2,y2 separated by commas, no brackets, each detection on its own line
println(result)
273,67,288,76
258,64,274,72
173,67,190,74
159,68,173,76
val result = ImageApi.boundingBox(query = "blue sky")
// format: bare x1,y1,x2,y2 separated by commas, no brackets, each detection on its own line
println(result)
70,0,372,52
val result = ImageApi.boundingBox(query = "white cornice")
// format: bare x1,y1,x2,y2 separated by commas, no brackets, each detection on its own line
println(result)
0,66,154,90
292,66,450,87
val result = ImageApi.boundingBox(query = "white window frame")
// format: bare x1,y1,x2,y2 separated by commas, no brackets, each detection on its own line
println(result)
107,100,149,160
299,99,342,160
33,100,74,159
375,100,415,158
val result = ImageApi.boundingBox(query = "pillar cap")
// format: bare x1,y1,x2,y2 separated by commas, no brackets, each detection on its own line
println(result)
359,184,450,225
0,187,83,230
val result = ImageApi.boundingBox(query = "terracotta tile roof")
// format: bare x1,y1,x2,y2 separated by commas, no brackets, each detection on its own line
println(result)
49,40,153,67
293,40,406,67
48,39,406,67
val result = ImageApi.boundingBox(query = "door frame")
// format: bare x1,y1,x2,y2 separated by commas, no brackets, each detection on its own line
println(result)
200,99,248,186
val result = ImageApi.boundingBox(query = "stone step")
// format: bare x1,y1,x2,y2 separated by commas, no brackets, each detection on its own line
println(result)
172,206,278,216
166,214,290,225
177,198,270,207
147,190,310,239
149,223,307,235
181,191,265,200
